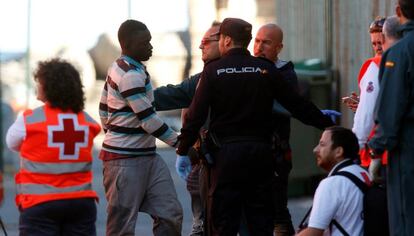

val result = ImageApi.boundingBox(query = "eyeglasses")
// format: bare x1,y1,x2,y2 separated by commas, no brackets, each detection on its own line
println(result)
200,38,219,46
369,17,386,33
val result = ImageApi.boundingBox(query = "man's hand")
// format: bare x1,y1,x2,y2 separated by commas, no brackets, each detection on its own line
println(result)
321,109,342,123
175,155,192,180
369,158,382,183
341,92,359,112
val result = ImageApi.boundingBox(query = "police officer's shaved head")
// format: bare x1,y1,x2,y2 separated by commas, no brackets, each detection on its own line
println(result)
254,23,284,62
260,24,283,44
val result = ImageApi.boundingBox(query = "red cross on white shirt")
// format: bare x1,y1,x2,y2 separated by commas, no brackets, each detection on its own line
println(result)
48,114,89,160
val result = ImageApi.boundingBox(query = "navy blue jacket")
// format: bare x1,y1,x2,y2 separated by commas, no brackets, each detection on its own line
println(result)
176,48,332,155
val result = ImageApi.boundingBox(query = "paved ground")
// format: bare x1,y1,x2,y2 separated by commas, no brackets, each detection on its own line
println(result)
0,144,312,235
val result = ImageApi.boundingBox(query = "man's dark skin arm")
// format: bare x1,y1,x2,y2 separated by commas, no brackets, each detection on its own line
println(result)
153,73,200,111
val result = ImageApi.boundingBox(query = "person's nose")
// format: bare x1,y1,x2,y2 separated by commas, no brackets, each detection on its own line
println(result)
313,146,318,155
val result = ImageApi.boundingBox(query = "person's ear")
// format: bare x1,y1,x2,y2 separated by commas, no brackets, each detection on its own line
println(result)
276,43,284,54
335,146,344,159
396,4,402,18
224,36,232,47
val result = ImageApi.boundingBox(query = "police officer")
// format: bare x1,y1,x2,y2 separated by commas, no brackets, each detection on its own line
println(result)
176,18,333,236
368,0,414,235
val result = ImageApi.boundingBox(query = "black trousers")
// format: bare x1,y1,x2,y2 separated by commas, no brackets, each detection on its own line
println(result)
19,198,96,236
207,141,274,236
273,149,295,235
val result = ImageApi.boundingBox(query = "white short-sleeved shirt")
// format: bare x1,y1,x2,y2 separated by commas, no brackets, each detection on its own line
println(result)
308,160,371,236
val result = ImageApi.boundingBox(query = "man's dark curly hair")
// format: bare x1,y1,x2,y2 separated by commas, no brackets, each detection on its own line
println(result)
33,58,85,113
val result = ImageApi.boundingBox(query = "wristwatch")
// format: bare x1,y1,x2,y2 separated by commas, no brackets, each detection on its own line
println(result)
369,149,381,159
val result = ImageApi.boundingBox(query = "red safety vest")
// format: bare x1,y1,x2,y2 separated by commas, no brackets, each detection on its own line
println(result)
16,104,101,209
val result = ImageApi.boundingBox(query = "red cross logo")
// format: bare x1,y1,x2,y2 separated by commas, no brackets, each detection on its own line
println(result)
48,114,89,160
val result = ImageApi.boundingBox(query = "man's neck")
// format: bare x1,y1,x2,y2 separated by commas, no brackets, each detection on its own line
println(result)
400,16,409,25
327,158,350,176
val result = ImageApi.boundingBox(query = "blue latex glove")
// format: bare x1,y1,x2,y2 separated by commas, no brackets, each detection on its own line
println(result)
175,155,192,180
321,109,342,123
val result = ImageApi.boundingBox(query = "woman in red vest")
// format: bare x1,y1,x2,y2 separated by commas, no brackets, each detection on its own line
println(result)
6,58,101,236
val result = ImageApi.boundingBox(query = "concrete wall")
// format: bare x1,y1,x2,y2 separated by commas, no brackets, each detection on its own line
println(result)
273,0,396,127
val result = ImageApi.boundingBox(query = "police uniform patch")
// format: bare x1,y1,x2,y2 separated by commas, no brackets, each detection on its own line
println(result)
366,81,374,93
385,61,395,67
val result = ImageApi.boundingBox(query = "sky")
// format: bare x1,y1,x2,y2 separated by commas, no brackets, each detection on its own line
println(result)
0,0,190,53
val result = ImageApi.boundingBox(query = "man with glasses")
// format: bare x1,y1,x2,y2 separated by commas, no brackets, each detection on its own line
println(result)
154,21,221,236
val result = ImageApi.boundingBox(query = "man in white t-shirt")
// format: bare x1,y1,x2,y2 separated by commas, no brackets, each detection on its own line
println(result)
298,126,372,236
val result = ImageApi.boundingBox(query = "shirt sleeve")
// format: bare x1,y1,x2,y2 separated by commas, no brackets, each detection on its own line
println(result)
99,82,109,133
352,61,379,148
177,69,212,155
369,50,410,153
119,70,178,147
153,73,200,111
6,113,26,152
269,69,334,130
271,66,299,117
308,178,340,230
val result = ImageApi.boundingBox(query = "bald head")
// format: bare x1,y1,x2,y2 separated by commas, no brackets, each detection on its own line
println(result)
261,24,283,43
254,23,284,62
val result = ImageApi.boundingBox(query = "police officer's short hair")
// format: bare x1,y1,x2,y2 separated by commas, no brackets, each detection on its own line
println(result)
399,0,414,20
325,126,359,160
219,18,252,48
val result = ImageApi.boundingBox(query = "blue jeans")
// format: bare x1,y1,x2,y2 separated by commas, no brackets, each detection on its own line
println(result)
19,198,96,236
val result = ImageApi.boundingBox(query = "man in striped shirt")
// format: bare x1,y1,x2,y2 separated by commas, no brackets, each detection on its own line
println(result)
99,20,182,236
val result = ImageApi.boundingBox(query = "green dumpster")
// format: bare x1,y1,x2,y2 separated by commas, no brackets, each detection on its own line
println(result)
288,58,338,197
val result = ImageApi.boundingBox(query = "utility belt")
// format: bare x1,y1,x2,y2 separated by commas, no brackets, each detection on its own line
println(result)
200,130,270,167
219,135,271,144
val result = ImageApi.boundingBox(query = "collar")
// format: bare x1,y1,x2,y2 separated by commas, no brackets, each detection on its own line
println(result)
223,47,251,57
328,158,354,176
275,59,288,69
121,55,145,70
399,20,414,36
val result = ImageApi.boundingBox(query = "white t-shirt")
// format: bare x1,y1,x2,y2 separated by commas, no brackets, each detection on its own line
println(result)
308,160,371,236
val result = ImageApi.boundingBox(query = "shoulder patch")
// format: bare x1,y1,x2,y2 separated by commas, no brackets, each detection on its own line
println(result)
385,61,395,68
